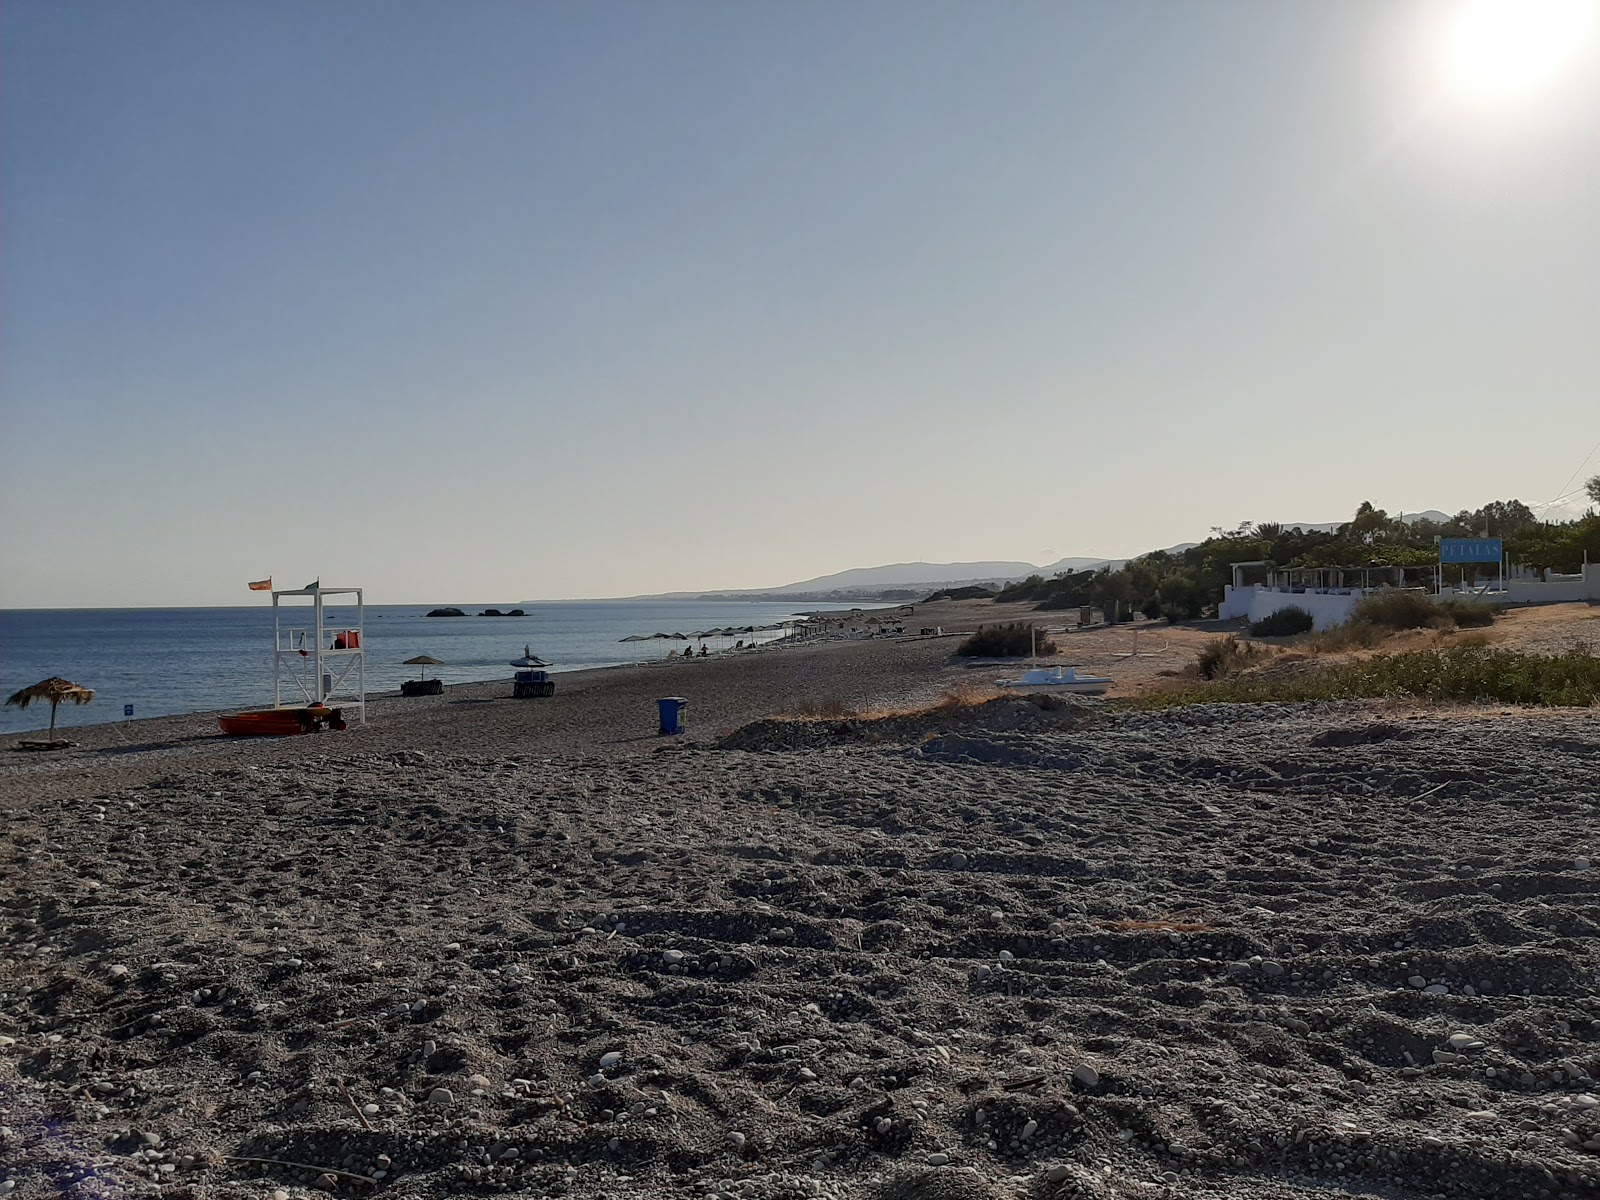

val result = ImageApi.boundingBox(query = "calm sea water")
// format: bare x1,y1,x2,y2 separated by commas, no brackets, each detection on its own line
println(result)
0,600,862,734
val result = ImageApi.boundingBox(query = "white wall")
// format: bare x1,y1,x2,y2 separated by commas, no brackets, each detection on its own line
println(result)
1439,563,1600,606
1221,585,1365,631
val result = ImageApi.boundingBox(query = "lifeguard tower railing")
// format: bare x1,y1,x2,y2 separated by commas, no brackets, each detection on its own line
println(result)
272,586,366,724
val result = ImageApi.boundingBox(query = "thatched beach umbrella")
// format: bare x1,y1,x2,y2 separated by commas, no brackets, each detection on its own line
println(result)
403,654,444,681
5,677,95,738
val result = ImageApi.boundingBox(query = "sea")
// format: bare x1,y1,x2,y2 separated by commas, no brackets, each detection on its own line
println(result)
0,600,868,734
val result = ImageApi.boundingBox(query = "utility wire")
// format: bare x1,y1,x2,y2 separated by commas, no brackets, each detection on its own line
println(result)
1548,435,1600,510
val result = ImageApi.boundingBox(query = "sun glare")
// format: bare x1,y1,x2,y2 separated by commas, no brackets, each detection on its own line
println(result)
1441,0,1596,100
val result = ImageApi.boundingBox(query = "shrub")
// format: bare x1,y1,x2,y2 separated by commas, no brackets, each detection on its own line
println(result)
1195,637,1265,680
1307,621,1392,653
1350,591,1441,631
1438,600,1498,628
955,623,1057,657
1137,646,1600,709
1249,607,1314,637
923,585,997,602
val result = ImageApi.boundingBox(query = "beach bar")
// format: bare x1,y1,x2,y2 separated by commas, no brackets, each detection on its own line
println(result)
272,585,367,723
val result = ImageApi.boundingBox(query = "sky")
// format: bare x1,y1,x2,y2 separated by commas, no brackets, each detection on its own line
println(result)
2,0,1598,607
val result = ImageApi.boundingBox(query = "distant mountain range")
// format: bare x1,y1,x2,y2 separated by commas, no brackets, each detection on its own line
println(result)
601,511,1456,604
633,553,1178,603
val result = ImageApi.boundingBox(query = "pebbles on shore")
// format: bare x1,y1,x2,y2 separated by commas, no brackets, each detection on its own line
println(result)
2,697,1595,1199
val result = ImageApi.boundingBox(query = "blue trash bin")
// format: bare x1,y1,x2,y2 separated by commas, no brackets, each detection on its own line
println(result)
657,696,688,735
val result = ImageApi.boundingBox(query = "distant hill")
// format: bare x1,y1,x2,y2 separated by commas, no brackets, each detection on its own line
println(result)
765,560,1044,592
613,513,1429,604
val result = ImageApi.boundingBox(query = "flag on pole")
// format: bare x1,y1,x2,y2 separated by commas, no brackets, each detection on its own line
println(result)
304,579,320,592
247,578,272,591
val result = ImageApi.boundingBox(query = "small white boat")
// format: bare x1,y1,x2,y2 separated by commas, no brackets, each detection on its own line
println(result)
996,666,1113,695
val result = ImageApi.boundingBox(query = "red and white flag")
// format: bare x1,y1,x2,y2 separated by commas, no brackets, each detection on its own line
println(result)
247,578,272,591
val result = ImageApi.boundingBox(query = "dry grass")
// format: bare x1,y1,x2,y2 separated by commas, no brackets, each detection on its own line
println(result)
787,697,859,720
783,683,1003,724
1194,637,1270,680
1305,621,1394,654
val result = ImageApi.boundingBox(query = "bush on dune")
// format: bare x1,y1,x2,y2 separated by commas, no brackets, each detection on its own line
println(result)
1196,637,1266,680
1142,646,1600,709
955,623,1056,658
1351,592,1501,632
1249,607,1314,637
1350,591,1440,630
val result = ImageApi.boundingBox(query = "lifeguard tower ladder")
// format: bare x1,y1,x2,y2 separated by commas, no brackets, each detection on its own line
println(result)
272,586,366,724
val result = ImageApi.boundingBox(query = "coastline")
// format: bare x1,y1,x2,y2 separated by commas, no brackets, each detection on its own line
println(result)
0,602,982,801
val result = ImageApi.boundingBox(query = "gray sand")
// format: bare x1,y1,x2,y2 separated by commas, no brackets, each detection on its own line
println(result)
3,687,1597,1198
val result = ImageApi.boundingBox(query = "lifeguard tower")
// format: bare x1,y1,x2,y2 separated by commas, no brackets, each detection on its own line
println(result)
272,586,366,724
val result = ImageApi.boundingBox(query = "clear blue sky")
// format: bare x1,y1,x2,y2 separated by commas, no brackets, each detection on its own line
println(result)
3,0,1597,606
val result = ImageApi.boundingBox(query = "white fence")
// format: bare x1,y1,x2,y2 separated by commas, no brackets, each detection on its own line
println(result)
1439,563,1600,606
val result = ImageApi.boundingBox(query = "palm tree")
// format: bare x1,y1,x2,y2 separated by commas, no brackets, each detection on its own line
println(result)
5,677,95,739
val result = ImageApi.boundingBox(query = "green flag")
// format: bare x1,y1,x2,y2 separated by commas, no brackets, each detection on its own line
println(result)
304,579,320,592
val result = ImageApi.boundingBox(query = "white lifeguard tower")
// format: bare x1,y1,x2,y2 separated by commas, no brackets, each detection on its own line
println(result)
272,585,366,724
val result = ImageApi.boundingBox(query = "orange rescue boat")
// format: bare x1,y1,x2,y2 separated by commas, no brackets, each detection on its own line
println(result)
218,705,346,736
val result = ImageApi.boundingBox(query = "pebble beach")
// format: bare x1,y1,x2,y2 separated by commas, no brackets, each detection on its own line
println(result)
2,602,1597,1199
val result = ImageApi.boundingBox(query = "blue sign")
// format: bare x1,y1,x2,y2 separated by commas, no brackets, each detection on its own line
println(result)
124,704,134,718
1440,538,1502,564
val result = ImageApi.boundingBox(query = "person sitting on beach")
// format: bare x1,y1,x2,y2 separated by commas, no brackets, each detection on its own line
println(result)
699,644,709,657
332,633,347,650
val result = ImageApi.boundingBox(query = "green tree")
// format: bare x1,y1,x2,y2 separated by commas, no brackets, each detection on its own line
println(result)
1474,499,1538,536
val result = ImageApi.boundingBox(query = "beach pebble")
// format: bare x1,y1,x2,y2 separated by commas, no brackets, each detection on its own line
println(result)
1407,975,1427,989
1424,983,1449,995
599,1051,623,1069
362,1102,380,1116
1447,1033,1480,1051
428,1087,453,1106
663,950,685,965
1073,1064,1100,1088
1020,1119,1038,1140
728,1131,746,1150
1260,960,1285,978
926,1153,950,1166
108,964,130,978
950,853,968,870
1045,1164,1072,1183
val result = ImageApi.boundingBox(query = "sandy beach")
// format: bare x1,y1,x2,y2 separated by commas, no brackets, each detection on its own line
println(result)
3,601,1597,1199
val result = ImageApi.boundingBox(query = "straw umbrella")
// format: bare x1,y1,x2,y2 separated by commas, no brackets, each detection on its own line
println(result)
5,677,95,739
403,655,444,681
